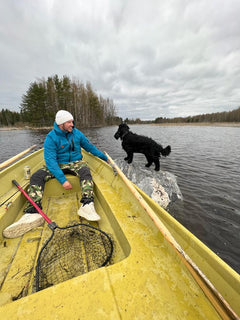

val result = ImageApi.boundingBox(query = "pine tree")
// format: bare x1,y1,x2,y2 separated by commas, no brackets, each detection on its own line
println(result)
20,75,117,127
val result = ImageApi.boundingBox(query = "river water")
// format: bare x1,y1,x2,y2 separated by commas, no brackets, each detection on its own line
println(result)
0,125,239,274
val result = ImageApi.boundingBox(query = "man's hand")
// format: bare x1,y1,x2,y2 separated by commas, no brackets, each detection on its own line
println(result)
62,181,73,190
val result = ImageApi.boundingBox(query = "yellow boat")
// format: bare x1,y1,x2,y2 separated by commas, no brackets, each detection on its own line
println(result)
0,147,239,320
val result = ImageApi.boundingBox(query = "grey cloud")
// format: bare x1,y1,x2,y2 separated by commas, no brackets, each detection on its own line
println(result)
0,0,239,120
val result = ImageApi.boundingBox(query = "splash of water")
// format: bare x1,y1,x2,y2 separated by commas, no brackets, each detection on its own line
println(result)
115,159,183,209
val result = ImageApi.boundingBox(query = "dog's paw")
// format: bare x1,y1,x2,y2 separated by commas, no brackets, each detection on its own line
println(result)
145,163,151,167
124,157,128,161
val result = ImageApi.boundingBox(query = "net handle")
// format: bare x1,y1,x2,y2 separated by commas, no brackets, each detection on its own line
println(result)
12,180,52,224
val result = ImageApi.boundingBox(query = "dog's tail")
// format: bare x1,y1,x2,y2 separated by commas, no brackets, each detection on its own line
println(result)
160,145,171,157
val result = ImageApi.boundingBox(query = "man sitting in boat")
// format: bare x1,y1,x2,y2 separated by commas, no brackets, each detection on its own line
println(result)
3,110,108,238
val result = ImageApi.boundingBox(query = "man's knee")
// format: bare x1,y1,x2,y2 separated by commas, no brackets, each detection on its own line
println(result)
30,169,49,189
78,166,92,181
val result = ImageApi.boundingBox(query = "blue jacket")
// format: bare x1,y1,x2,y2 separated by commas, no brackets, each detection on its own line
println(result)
44,122,107,184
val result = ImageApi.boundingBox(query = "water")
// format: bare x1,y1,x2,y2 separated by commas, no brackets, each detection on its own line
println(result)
0,125,239,274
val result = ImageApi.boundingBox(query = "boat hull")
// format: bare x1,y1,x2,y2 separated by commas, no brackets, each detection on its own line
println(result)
0,149,239,319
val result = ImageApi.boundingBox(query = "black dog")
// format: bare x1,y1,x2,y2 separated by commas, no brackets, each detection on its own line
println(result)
114,123,171,171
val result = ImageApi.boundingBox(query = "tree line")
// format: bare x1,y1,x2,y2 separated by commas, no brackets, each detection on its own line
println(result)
154,107,240,124
0,75,120,128
0,109,21,126
1,77,240,127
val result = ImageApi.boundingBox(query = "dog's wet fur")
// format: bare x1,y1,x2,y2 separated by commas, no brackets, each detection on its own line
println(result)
114,123,171,171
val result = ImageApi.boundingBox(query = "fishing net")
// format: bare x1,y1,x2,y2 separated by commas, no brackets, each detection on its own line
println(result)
36,223,114,291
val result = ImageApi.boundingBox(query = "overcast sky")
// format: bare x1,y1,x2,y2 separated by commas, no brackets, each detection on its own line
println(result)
1,0,240,120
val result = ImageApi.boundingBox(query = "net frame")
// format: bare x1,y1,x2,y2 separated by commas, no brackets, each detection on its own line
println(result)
11,180,114,293
35,222,114,291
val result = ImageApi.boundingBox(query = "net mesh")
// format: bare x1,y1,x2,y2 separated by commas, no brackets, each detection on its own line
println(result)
36,223,114,291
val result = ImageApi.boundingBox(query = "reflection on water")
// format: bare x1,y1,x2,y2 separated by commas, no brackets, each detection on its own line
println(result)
0,125,240,274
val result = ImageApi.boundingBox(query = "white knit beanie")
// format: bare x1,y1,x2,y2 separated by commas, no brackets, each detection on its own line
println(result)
55,110,74,125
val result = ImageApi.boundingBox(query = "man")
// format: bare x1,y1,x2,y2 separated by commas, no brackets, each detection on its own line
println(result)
3,110,108,238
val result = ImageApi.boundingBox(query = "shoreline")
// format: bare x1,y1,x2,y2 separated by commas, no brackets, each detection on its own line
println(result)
150,122,240,127
0,122,240,131
0,126,53,131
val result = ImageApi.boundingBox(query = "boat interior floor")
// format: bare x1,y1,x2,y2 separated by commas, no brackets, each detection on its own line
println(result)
0,176,128,306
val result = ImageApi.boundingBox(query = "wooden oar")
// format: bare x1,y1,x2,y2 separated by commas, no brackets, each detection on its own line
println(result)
105,152,239,320
0,145,37,170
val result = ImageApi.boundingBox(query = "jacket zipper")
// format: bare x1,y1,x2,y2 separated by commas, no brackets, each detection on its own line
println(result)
67,135,71,162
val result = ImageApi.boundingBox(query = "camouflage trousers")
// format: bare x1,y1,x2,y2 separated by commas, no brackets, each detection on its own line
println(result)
24,161,93,212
